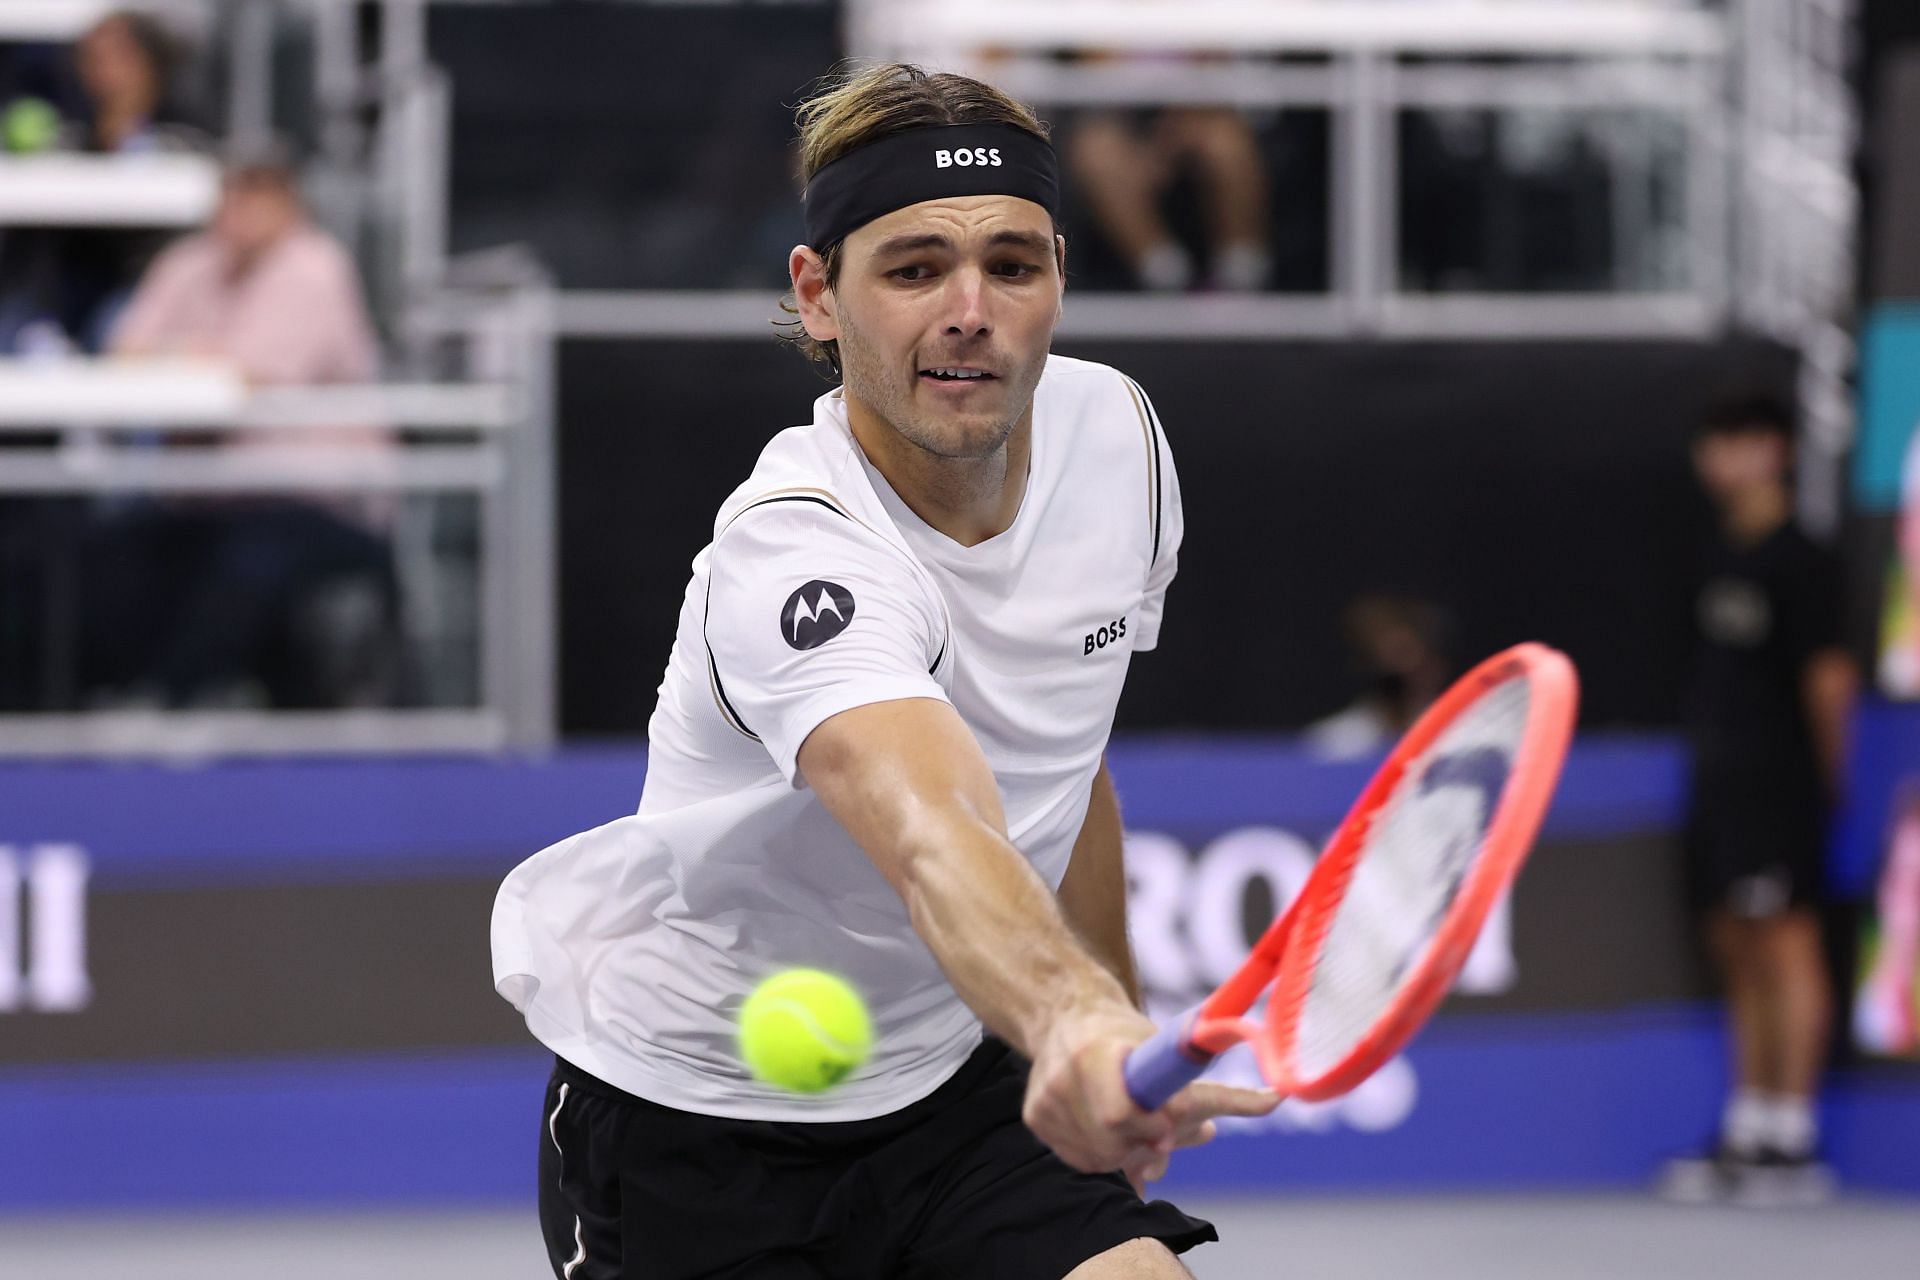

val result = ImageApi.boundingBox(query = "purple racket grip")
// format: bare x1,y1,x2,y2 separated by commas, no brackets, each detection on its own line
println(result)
1123,1002,1214,1111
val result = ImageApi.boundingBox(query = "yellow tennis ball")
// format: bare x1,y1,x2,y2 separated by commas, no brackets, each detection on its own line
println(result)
738,968,872,1093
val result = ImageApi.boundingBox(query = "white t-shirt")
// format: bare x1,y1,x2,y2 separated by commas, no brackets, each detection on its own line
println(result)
491,354,1183,1121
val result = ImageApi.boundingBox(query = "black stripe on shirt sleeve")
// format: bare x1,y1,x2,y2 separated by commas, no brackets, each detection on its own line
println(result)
702,578,758,740
1124,376,1166,568
703,491,863,741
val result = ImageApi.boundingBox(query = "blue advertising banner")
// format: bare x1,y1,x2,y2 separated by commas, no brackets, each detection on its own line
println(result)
0,732,1684,886
1833,699,1920,897
1,734,1914,1209
2,1013,1915,1208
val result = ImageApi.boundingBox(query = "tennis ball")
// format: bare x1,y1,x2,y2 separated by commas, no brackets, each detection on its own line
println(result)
2,98,60,155
738,968,872,1093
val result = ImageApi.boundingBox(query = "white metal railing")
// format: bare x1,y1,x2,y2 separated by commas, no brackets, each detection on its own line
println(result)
0,155,220,228
852,1,1728,57
1728,0,1860,537
0,0,210,42
0,367,514,432
552,287,1719,343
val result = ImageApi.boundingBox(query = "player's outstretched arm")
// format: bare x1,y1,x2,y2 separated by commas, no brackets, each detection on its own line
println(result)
798,698,1272,1182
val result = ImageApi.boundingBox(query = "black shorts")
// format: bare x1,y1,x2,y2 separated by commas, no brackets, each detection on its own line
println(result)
1684,769,1828,916
537,1038,1216,1280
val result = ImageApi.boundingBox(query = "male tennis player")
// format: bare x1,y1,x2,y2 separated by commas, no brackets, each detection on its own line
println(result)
492,64,1276,1279
1662,393,1856,1204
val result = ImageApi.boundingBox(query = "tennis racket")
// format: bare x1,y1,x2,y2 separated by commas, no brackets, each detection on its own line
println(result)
1123,641,1579,1110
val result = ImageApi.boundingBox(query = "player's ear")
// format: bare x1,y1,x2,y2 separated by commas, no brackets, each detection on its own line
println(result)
790,245,840,343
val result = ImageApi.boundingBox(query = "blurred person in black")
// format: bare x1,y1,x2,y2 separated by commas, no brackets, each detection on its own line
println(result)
1066,91,1272,293
0,8,205,353
1305,593,1456,759
1661,393,1857,1204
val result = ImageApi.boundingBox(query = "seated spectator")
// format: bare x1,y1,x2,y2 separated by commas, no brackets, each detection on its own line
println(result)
0,9,206,353
1067,101,1273,292
112,145,380,389
1305,593,1457,759
79,145,401,710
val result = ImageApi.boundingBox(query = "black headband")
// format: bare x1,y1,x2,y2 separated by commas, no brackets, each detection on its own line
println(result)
803,123,1060,251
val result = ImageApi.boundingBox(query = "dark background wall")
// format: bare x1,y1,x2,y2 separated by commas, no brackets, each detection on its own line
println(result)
1862,0,1920,102
431,4,832,290
1861,0,1920,299
556,336,1795,736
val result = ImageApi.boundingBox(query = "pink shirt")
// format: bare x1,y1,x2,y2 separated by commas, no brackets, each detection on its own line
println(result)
110,222,380,383
112,224,378,384
113,223,392,525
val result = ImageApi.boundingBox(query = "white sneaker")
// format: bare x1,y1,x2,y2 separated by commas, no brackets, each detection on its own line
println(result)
1657,1143,1750,1205
1731,1149,1837,1208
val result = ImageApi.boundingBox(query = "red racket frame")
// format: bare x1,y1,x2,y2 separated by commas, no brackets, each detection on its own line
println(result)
1177,641,1579,1100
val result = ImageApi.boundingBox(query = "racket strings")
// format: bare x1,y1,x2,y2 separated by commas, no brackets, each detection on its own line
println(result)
1293,674,1533,1081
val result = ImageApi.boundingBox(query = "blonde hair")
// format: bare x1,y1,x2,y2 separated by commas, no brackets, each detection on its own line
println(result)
776,63,1052,377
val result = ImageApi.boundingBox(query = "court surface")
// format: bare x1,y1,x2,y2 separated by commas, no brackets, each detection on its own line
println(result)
1,1193,1913,1277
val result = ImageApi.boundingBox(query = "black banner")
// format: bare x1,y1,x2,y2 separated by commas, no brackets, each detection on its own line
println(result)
556,336,1795,735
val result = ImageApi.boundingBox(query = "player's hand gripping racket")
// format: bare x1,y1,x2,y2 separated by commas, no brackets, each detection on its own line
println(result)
1124,641,1579,1110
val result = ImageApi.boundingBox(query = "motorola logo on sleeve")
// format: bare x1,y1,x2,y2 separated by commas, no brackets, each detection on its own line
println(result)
781,580,857,650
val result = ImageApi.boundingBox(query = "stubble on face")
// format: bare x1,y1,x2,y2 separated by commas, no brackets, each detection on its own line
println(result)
833,302,1026,462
